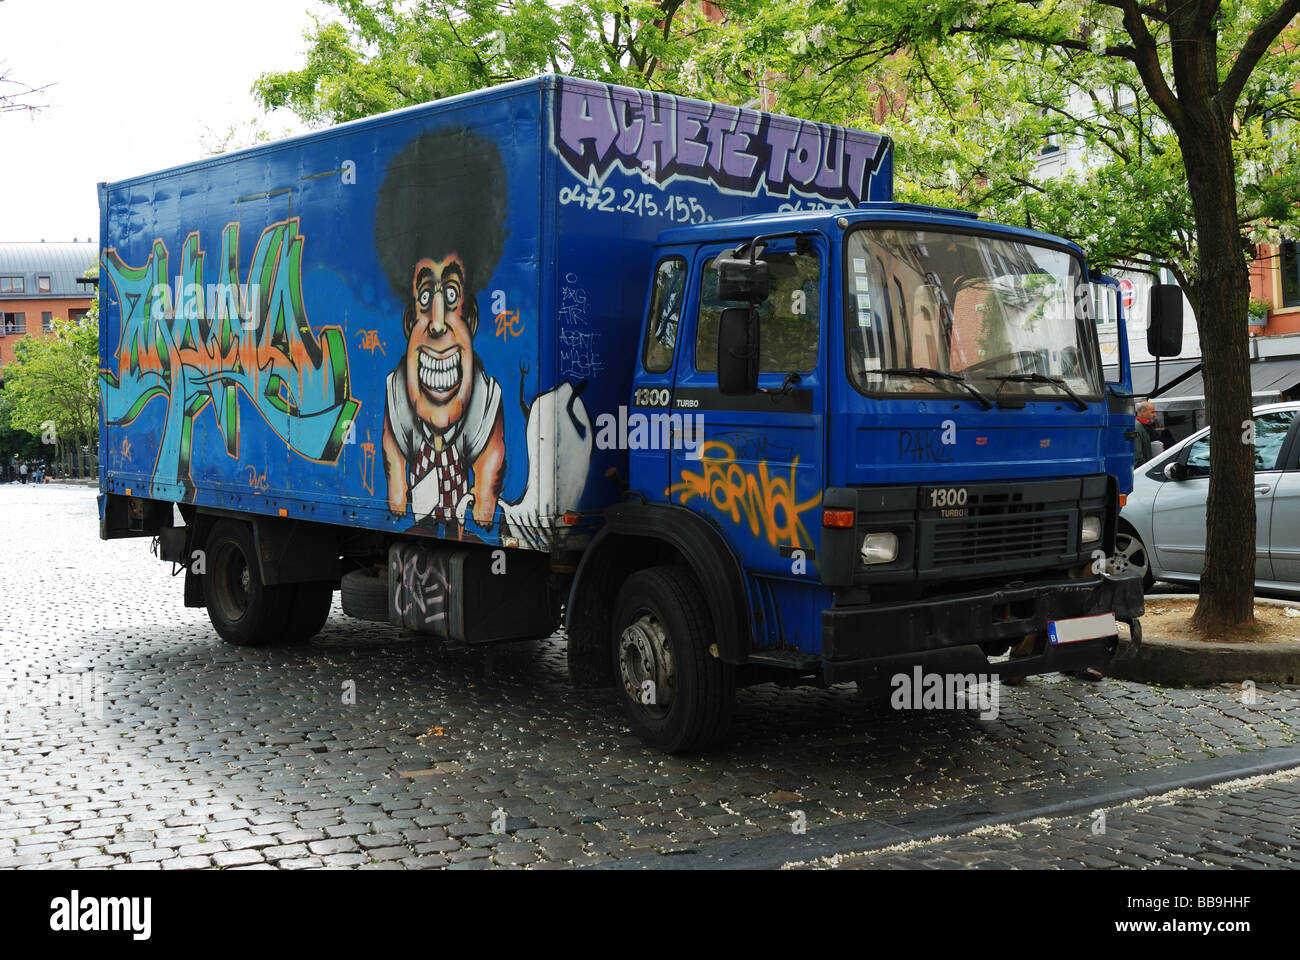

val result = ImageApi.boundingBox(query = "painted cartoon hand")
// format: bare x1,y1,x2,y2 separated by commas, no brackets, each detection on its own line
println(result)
455,492,475,523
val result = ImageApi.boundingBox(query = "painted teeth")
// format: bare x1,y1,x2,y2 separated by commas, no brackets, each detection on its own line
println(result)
419,351,461,394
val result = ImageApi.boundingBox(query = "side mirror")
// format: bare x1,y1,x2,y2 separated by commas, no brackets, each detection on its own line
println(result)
1147,284,1183,357
1163,461,1187,482
718,306,758,395
716,254,771,302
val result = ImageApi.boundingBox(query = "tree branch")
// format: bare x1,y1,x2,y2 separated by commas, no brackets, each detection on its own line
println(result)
1217,0,1300,113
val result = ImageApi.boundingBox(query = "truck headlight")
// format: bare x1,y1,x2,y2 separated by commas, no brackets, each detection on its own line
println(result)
1081,515,1102,544
861,532,899,565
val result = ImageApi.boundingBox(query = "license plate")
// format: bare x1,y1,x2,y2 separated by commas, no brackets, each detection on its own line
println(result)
1048,613,1117,645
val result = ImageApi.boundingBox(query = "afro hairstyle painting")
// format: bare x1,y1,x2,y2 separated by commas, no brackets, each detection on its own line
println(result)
374,126,508,336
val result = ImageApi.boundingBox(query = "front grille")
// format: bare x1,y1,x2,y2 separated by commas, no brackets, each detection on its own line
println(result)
930,503,1073,567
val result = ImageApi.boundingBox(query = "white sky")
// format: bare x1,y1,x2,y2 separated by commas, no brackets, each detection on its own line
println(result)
0,0,329,243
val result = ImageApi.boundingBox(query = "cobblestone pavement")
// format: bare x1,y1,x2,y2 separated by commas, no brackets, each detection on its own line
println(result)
2,484,1298,870
803,769,1300,869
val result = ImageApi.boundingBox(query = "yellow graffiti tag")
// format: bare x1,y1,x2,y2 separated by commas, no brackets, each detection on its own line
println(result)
667,439,821,548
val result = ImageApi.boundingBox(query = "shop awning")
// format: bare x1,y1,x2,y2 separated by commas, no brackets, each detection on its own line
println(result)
1150,356,1300,412
1130,360,1201,399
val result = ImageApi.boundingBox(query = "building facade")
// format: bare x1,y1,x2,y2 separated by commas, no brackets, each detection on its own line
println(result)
0,241,97,387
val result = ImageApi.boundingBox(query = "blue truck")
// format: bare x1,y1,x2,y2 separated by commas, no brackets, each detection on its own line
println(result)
98,75,1156,751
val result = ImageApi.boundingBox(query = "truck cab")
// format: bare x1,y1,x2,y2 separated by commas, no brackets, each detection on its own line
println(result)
572,201,1146,750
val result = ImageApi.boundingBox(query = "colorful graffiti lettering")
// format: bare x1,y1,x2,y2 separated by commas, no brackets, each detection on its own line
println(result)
667,439,822,549
100,218,359,502
555,79,889,205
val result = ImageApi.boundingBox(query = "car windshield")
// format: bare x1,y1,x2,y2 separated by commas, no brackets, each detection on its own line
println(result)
844,227,1103,401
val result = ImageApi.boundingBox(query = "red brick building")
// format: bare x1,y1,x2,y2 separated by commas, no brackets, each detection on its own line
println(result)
0,241,97,387
1249,241,1300,336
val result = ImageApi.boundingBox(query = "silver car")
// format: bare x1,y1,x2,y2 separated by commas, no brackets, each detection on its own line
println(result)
1109,401,1300,596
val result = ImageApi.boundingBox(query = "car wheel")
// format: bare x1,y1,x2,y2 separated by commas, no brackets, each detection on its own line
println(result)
1108,528,1155,592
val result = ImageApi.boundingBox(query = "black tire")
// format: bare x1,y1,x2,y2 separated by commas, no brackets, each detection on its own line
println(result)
611,566,735,753
341,566,390,622
201,519,293,646
284,581,334,643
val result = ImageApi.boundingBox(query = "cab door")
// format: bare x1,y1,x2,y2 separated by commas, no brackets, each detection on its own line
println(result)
1152,409,1295,579
667,236,827,582
1265,410,1300,585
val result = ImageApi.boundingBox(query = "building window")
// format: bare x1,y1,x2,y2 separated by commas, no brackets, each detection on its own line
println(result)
0,276,24,294
2,312,27,335
42,311,53,333
1283,241,1300,308
37,275,51,293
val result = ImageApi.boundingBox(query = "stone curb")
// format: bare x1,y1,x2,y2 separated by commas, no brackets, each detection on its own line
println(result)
593,744,1300,870
1106,594,1300,686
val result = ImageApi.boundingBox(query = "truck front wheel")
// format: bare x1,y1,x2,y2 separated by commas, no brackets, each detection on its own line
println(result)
611,566,734,753
202,519,293,646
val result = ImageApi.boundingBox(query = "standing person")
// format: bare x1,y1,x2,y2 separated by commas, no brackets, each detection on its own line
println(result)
1133,402,1156,466
19,460,28,484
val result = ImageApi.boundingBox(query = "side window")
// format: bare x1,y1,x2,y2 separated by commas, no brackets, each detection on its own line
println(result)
1254,410,1295,470
696,249,821,373
1183,410,1295,477
1185,435,1210,477
642,257,686,374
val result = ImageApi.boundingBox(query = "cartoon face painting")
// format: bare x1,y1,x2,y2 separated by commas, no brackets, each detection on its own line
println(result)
376,127,508,533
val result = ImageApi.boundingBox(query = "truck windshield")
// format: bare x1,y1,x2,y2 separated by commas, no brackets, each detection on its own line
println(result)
844,227,1102,402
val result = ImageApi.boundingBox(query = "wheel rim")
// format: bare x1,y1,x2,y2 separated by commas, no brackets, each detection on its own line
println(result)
212,540,251,622
1107,532,1149,582
618,612,674,719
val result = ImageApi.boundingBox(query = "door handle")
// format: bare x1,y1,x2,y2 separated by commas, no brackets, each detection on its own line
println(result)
1255,484,1271,495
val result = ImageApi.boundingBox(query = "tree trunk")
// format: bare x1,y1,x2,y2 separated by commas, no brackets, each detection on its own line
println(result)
1180,121,1256,634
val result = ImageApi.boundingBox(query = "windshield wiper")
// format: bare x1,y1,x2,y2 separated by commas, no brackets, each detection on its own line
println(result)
985,373,1089,411
878,367,994,410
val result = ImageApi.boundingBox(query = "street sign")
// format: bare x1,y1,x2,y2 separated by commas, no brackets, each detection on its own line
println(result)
1119,278,1135,311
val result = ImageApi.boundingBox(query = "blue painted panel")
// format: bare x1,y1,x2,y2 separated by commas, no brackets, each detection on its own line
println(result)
99,76,894,553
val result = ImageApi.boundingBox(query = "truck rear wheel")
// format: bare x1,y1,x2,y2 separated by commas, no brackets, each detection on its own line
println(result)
285,581,334,643
611,566,734,753
202,519,292,646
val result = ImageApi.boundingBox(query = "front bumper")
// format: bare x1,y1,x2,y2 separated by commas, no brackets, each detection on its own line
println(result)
821,572,1144,685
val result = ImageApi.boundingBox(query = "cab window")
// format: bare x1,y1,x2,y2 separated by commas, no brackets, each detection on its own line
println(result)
643,257,686,374
695,249,820,373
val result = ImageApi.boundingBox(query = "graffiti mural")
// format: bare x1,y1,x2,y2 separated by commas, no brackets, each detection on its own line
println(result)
554,81,889,205
100,219,360,501
667,439,822,549
376,126,593,543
